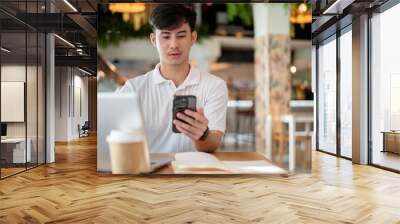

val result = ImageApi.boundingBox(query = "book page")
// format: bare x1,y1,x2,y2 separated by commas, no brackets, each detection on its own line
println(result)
173,152,230,173
173,152,287,175
222,160,287,174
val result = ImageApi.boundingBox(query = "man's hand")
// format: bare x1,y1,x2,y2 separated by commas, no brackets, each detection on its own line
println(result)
173,107,223,152
173,107,208,141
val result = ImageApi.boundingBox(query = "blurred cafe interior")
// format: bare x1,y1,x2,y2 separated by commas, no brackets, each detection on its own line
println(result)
97,3,312,172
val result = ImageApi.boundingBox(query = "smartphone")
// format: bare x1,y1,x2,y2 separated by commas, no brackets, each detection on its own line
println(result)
172,95,197,133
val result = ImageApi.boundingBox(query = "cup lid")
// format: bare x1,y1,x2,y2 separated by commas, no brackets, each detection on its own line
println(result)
106,129,145,143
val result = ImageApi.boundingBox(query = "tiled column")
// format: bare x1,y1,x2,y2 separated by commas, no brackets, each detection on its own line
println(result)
253,4,290,156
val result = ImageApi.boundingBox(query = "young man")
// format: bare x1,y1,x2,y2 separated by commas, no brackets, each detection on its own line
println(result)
119,4,228,153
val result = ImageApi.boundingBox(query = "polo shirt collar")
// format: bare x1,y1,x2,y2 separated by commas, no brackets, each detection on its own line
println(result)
152,63,168,85
152,63,201,88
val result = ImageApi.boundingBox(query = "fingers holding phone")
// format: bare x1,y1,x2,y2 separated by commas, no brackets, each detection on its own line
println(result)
174,109,208,140
172,95,196,133
172,95,208,141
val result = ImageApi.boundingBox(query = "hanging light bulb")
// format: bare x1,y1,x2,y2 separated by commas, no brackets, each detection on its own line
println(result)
290,65,297,74
109,3,146,14
298,3,307,13
290,3,311,24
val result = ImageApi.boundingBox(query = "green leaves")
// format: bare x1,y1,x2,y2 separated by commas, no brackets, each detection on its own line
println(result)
226,4,253,27
98,13,211,48
98,12,152,48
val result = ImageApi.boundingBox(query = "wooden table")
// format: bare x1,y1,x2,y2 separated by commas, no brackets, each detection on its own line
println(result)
148,152,288,176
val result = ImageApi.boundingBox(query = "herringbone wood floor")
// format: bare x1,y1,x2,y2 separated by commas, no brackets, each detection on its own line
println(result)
1,135,400,223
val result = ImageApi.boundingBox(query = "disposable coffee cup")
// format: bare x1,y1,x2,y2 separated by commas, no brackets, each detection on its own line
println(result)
106,129,151,174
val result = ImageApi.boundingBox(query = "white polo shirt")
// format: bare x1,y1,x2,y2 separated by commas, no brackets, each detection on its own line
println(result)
119,64,228,153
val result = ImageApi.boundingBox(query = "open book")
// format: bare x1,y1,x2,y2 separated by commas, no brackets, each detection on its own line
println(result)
172,152,287,174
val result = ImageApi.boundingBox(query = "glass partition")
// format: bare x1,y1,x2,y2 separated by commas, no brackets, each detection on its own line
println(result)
38,32,45,165
317,36,337,154
371,3,400,171
0,0,46,179
339,28,352,158
1,30,28,177
27,30,38,169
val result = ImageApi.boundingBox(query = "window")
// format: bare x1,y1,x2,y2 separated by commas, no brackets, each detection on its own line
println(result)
370,3,400,171
339,28,352,158
317,37,337,154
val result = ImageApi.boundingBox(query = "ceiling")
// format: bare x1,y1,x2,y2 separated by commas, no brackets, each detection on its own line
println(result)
312,0,390,44
1,1,311,74
0,0,97,73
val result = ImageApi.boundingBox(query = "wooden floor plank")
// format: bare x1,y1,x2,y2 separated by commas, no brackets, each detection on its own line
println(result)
0,135,399,223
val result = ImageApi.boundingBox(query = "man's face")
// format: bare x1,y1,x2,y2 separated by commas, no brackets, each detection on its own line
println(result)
150,22,197,66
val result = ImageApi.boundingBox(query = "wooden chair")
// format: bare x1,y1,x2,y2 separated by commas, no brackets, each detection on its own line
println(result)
231,89,255,149
271,115,287,166
271,113,312,170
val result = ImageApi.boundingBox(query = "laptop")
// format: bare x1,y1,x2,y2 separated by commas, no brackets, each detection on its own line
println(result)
97,92,172,173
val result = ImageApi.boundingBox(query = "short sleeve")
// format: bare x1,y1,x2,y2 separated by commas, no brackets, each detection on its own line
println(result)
204,79,228,133
118,80,135,93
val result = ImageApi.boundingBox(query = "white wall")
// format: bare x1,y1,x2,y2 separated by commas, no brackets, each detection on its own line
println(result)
99,39,158,61
1,65,38,138
1,64,46,164
1,65,26,81
72,73,89,138
1,66,26,129
55,66,68,141
1,82,24,122
253,3,290,37
54,67,89,141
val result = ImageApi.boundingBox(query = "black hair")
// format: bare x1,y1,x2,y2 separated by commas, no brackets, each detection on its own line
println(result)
149,4,196,32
